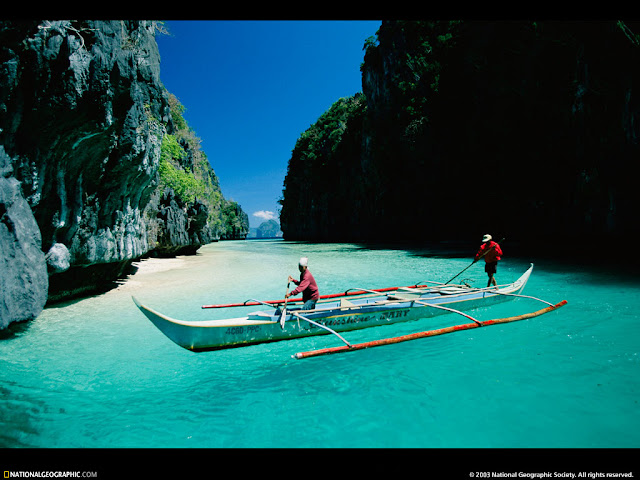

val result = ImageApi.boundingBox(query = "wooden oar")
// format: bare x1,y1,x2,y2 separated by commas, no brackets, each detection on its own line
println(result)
444,237,505,285
280,282,290,329
293,300,567,359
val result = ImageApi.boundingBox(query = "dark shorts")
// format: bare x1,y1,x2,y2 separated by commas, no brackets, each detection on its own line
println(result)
302,299,317,310
485,262,498,274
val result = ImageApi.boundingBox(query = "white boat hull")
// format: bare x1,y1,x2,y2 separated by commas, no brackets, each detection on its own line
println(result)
133,264,534,352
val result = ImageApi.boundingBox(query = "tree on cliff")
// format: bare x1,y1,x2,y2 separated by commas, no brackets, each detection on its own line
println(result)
280,20,640,258
159,93,249,241
220,200,249,240
0,20,251,323
280,94,367,240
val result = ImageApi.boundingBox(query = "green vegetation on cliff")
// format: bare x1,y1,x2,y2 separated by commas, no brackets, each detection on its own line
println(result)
160,134,206,204
363,20,460,124
159,93,248,239
280,20,640,257
280,94,366,240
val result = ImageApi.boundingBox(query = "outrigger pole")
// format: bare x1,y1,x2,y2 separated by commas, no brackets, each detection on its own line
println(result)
290,312,352,348
387,295,482,325
293,300,567,360
408,282,557,308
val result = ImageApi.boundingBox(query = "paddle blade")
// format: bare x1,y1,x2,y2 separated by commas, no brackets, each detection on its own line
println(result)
280,282,290,329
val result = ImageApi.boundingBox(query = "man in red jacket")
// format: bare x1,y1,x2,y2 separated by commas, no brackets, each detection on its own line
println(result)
474,234,503,287
286,257,320,310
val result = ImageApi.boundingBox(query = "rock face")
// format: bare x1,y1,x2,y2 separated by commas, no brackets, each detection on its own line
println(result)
0,147,48,329
256,219,282,238
280,21,640,259
0,20,248,327
280,95,367,241
219,200,249,241
0,20,168,308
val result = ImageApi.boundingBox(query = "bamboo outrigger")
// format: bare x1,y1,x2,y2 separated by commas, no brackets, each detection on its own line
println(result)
293,299,568,359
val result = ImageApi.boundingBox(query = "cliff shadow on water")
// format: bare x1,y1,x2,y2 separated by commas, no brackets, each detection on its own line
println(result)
280,21,640,266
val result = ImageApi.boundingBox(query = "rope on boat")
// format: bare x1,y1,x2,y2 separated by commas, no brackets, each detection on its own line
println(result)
292,300,568,360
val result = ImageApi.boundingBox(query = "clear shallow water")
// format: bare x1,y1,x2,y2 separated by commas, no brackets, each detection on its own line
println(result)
1,239,639,448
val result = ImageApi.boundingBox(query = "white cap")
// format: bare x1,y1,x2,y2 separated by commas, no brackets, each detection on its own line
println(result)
298,257,308,267
482,234,492,243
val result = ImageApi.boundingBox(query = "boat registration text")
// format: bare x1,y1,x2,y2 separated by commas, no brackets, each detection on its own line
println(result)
224,309,411,336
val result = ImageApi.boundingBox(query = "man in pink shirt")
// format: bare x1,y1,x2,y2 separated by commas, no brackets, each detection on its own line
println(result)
286,257,320,310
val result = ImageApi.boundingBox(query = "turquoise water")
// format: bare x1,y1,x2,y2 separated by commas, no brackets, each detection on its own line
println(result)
1,239,639,448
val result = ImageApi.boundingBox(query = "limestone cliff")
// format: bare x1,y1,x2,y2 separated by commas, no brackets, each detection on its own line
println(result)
256,219,282,238
280,21,640,260
0,20,247,327
280,95,367,241
0,146,47,328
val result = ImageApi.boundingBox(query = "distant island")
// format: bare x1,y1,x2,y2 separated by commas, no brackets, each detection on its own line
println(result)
248,219,283,238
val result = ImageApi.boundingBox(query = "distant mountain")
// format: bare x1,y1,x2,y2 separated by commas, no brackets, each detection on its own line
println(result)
256,219,283,238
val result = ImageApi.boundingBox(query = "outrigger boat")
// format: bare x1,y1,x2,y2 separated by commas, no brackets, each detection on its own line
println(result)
133,263,567,357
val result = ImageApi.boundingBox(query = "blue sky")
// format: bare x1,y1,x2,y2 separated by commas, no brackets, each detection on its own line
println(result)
155,20,381,228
